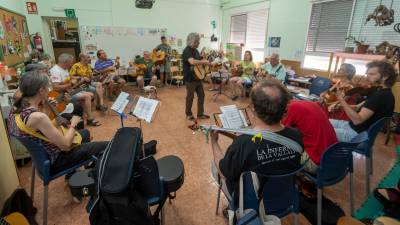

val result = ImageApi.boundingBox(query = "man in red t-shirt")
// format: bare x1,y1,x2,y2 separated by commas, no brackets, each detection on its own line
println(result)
283,100,338,173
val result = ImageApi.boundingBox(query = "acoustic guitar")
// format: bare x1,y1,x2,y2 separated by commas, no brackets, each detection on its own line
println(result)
1,212,29,225
193,64,210,80
151,50,166,65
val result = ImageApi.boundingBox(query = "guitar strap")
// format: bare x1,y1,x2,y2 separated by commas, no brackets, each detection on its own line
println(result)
15,114,51,142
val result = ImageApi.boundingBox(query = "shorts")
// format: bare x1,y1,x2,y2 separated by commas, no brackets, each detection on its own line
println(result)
71,92,84,103
82,85,96,94
241,77,253,86
159,61,171,73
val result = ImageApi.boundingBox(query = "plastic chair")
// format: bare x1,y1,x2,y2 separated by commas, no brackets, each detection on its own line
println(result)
216,165,305,225
309,76,332,96
13,135,96,225
353,117,390,198
303,133,367,225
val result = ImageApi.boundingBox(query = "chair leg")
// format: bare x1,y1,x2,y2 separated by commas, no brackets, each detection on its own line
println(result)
161,205,165,225
385,120,391,145
43,184,49,225
317,188,322,225
31,165,35,202
369,154,373,175
293,213,299,225
349,172,354,215
365,157,371,198
216,175,222,215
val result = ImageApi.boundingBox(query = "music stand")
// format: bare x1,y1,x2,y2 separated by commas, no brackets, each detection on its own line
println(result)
110,91,131,127
212,69,231,102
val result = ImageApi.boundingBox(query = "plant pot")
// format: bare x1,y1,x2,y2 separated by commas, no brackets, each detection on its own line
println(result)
356,44,369,54
344,47,354,53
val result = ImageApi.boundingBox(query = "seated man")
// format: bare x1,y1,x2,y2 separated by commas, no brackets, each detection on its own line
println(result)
136,51,158,90
259,53,286,82
70,53,107,112
210,79,304,204
94,49,126,100
206,50,230,91
283,100,338,173
8,71,108,177
50,53,100,126
330,61,397,142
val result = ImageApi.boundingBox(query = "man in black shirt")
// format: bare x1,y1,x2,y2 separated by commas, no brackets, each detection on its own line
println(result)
210,80,304,203
182,32,210,121
330,61,397,142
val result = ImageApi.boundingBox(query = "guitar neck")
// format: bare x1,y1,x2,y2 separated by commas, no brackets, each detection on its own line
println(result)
47,100,60,118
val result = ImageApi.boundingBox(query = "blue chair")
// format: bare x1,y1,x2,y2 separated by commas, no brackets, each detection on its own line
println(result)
353,117,390,198
303,133,366,225
216,166,304,225
309,76,332,96
13,135,96,225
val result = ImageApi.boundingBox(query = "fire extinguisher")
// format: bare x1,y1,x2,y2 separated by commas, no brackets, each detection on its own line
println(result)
31,33,43,52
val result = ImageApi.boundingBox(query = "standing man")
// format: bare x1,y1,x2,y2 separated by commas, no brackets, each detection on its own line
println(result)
154,36,172,85
259,53,286,82
182,32,210,121
94,49,126,100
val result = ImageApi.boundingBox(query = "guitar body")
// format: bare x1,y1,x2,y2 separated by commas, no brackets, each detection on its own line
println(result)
2,212,30,225
59,125,82,148
193,65,209,80
48,90,67,120
151,50,166,65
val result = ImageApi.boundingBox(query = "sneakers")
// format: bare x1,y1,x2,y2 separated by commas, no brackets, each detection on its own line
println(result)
187,115,195,121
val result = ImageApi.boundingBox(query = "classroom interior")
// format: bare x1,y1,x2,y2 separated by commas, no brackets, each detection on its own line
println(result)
0,0,399,225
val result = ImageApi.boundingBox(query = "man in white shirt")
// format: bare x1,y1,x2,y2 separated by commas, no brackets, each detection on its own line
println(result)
206,50,230,91
260,53,286,82
50,53,100,126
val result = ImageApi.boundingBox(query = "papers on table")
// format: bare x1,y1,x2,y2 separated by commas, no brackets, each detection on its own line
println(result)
111,92,130,115
219,105,248,129
131,96,159,123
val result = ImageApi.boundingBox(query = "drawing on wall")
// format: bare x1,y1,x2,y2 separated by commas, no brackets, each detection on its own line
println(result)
11,16,17,33
268,37,281,48
177,38,183,47
0,23,5,39
3,15,12,32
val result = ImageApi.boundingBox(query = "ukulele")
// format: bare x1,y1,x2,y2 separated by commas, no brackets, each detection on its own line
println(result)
151,50,166,65
1,212,29,225
193,64,210,80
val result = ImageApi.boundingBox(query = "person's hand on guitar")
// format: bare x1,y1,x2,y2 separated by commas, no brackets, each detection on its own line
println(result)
55,116,70,127
70,116,82,129
200,59,210,65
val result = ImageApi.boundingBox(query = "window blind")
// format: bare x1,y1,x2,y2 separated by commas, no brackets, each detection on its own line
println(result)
348,0,400,47
306,0,354,53
245,10,268,48
230,14,247,44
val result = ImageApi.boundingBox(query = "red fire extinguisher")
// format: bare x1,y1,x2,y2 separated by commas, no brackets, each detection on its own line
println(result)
31,33,43,52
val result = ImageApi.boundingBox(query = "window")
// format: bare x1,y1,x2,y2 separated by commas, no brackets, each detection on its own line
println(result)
303,0,354,70
229,9,268,62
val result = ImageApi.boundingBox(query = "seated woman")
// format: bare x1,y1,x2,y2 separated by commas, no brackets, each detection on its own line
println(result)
70,53,107,112
7,71,108,176
228,50,255,100
136,51,158,90
206,50,230,91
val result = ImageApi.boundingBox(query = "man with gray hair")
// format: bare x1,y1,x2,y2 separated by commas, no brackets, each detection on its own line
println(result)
260,53,286,82
182,32,210,121
50,53,101,126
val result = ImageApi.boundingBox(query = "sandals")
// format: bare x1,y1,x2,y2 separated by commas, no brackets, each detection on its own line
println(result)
96,105,108,112
87,119,101,126
187,115,196,121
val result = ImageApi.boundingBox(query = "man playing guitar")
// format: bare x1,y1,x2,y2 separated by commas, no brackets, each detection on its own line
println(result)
94,49,126,100
136,51,159,89
70,53,107,112
154,36,171,85
50,53,100,126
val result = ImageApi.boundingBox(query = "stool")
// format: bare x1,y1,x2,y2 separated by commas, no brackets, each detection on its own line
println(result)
156,155,185,202
143,85,157,99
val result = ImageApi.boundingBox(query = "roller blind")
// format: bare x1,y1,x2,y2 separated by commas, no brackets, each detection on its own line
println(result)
306,0,354,53
348,0,400,47
230,14,247,44
245,10,268,48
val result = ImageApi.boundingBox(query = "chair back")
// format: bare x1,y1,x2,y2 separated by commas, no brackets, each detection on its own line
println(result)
316,141,360,188
365,117,389,150
13,135,51,182
135,155,164,204
309,76,331,96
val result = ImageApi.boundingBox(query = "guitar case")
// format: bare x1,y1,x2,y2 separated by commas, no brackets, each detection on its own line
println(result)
69,170,95,198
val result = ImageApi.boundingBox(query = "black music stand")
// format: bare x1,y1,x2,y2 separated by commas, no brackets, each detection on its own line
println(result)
212,69,231,102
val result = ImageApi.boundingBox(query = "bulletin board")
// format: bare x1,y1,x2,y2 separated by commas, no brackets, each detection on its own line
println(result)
0,7,31,66
80,25,167,66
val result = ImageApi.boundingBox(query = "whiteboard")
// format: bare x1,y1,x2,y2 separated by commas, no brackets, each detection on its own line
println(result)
80,26,167,66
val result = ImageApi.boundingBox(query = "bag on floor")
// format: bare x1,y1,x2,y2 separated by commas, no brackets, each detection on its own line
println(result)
0,188,38,225
299,192,344,225
88,127,154,225
228,172,281,225
144,140,157,156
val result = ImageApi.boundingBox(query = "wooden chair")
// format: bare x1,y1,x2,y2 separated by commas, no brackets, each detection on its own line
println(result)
168,66,183,87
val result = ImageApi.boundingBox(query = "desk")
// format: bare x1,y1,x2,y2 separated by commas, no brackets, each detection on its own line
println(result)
288,77,312,85
286,85,310,95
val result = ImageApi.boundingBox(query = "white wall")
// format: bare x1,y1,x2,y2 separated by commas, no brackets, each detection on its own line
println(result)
0,0,24,14
22,0,223,55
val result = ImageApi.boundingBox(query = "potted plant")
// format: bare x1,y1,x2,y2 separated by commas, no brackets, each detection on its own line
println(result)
345,36,369,54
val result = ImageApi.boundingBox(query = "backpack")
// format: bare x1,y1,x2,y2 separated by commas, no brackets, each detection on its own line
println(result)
87,127,154,225
0,188,38,225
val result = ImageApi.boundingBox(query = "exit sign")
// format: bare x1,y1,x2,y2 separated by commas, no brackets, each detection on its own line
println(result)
64,9,76,18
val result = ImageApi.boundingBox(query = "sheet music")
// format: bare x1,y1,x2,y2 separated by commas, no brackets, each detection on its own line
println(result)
219,105,246,129
132,96,159,123
111,92,130,114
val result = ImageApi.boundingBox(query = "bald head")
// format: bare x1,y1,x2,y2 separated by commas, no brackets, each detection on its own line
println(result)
270,53,280,67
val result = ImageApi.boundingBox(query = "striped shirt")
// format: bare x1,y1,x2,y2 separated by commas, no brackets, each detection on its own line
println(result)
94,59,113,72
8,108,61,164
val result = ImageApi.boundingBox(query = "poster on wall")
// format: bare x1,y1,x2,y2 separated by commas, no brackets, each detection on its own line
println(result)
268,37,281,48
26,2,38,14
0,23,4,39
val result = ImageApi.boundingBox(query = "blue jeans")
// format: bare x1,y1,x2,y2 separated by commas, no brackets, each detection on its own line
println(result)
330,119,358,142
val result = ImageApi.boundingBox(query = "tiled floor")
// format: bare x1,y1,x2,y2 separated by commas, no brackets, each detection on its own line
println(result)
16,84,398,225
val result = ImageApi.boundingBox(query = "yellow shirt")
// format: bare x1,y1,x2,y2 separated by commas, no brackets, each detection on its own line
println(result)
70,62,93,78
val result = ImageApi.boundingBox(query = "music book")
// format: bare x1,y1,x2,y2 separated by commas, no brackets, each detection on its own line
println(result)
130,96,159,123
111,91,130,115
219,105,248,129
